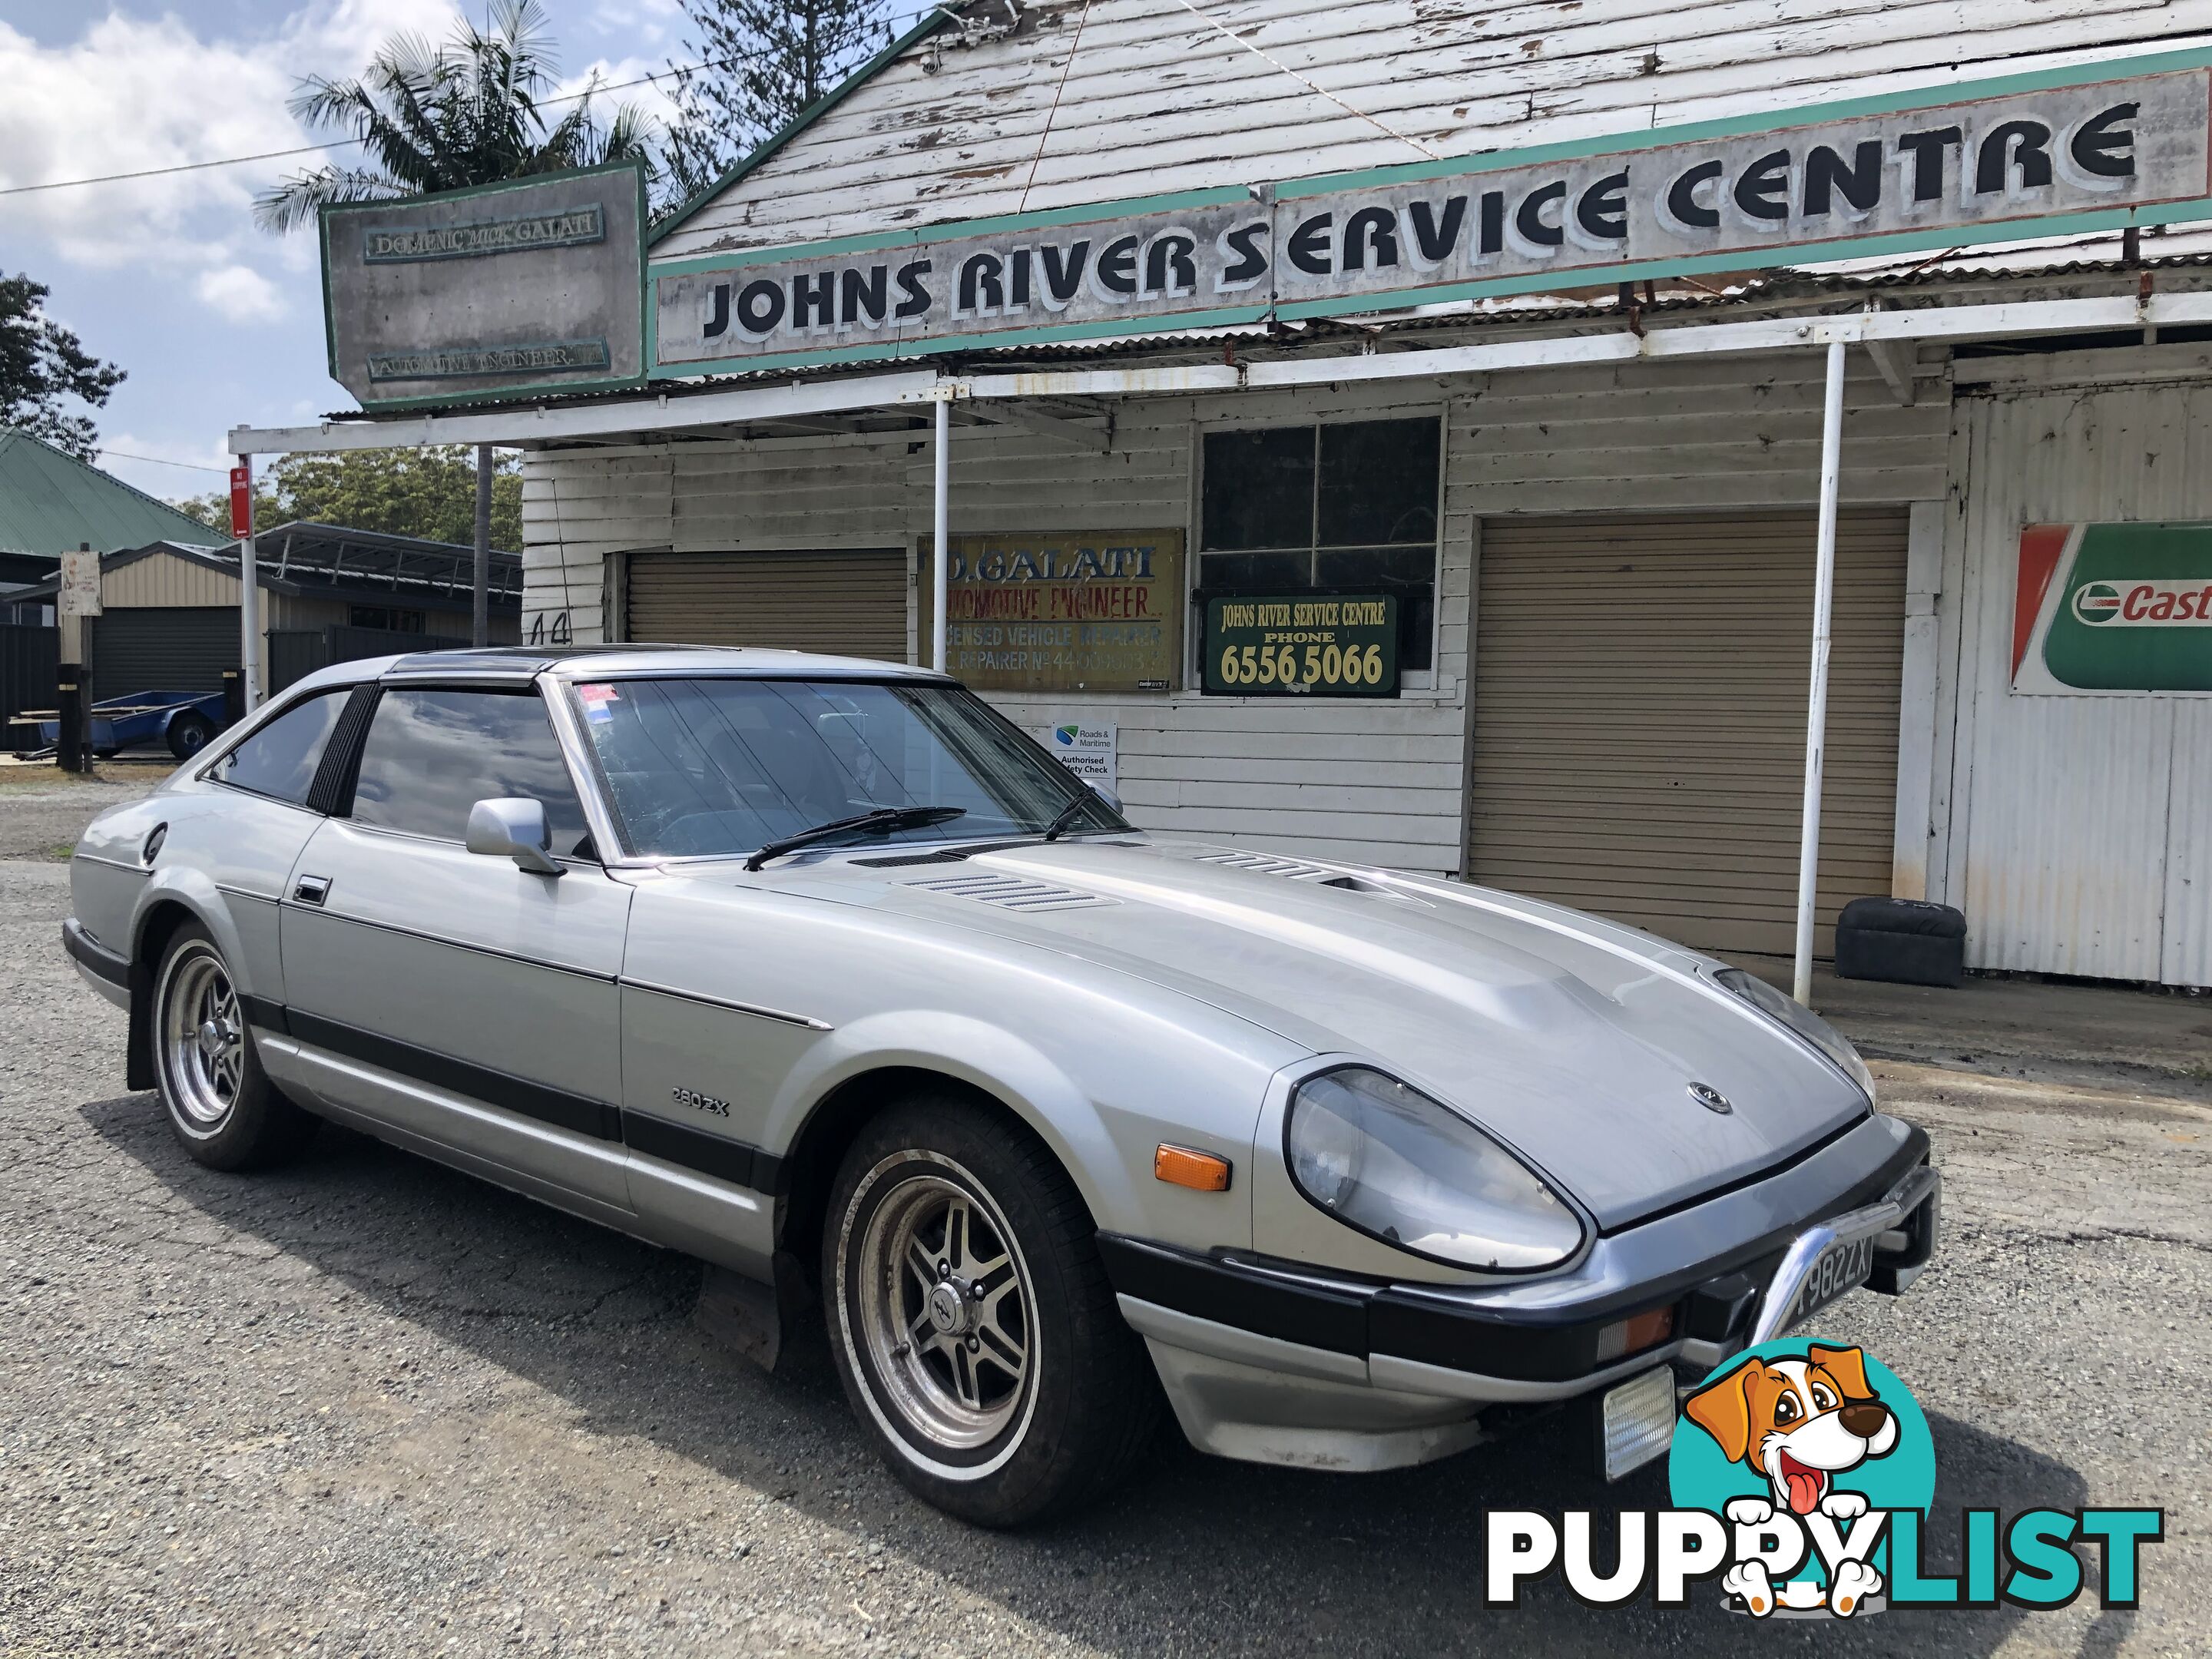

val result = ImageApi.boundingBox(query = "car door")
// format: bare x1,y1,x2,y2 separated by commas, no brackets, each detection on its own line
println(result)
154,684,360,1009
276,677,634,1215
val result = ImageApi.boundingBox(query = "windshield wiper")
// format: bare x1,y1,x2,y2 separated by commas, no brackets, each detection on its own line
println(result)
745,805,967,871
1040,793,1105,842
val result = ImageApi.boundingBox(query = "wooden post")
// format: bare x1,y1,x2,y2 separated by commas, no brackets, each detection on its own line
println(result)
56,541,99,772
55,666,83,772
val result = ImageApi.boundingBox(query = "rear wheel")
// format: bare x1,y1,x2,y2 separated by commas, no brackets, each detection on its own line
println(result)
152,925,317,1170
166,711,216,760
824,1097,1158,1526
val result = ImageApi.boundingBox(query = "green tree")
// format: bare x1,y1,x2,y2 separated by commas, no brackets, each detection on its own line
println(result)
664,0,892,202
0,273,125,461
172,447,523,551
254,0,662,233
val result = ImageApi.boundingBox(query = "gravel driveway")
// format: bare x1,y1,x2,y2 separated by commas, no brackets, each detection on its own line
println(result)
2,842,2204,1656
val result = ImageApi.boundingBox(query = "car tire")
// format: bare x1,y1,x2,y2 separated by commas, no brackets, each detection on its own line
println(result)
823,1096,1160,1527
151,923,317,1171
166,712,216,760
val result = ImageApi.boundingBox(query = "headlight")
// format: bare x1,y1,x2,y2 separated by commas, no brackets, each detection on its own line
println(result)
1713,968,1875,1101
1284,1067,1584,1272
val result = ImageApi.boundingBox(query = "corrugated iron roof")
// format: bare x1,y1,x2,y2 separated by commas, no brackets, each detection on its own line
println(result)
11,522,522,613
0,428,224,560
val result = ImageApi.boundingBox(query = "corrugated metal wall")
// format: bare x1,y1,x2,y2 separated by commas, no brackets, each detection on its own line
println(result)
655,0,2212,260
525,352,1947,875
1940,379,2212,986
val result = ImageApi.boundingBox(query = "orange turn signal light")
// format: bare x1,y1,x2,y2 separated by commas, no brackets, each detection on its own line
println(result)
1594,1305,1677,1363
1154,1144,1232,1192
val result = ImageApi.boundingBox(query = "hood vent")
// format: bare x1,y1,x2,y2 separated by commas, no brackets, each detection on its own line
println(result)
905,872,1118,912
1193,849,1402,898
1194,850,1343,882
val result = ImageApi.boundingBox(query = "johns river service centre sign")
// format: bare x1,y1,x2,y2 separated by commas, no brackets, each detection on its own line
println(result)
320,49,2212,405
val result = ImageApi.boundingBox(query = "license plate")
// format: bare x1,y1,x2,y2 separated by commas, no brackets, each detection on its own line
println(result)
1776,1234,1875,1333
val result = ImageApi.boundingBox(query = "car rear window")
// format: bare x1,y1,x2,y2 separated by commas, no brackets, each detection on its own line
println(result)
208,690,347,806
349,687,594,855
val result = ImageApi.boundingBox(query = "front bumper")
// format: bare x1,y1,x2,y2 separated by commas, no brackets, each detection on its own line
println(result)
1101,1113,1940,1473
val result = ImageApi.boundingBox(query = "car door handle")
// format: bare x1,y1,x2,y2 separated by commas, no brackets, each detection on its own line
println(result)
293,874,331,906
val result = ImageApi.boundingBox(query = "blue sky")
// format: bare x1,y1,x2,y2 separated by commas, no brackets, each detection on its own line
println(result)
0,2,687,502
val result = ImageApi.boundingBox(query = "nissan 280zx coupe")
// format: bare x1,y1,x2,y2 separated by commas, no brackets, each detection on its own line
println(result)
63,646,1941,1525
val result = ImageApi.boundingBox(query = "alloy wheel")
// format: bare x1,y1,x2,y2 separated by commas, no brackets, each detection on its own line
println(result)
159,945,244,1129
850,1164,1035,1454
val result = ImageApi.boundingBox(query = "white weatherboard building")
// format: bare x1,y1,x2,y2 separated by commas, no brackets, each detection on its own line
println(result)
237,0,2212,990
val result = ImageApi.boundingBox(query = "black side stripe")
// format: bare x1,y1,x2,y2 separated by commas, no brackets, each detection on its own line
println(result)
286,1008,623,1144
239,993,290,1034
265,1001,779,1191
623,1111,781,1193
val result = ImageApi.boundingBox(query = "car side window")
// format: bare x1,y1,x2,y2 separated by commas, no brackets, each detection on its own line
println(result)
207,690,348,806
349,688,594,856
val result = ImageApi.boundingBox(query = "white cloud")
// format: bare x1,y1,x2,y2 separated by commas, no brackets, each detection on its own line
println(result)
195,264,287,323
586,0,685,58
89,432,237,503
0,0,462,273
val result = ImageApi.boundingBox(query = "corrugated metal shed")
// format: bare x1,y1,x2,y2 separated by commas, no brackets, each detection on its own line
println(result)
0,429,222,559
654,0,2212,261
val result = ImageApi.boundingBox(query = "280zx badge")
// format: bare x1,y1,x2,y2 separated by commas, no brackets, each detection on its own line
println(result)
672,1086,730,1118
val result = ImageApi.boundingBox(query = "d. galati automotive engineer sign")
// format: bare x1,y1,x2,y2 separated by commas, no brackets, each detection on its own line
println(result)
654,65,2212,371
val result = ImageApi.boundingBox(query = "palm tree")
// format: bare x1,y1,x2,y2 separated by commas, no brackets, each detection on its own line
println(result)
255,0,661,234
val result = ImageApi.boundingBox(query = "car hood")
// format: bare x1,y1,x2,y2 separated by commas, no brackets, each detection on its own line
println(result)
738,836,1869,1229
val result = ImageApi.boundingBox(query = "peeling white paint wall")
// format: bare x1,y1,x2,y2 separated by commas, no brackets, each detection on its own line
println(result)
655,0,2212,261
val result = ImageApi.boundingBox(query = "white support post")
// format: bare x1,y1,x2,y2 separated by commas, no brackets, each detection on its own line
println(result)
1793,338,1848,1005
472,442,492,649
239,454,261,712
932,396,951,672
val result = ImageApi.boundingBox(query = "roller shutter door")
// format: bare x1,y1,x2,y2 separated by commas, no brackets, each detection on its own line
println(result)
91,608,239,695
627,550,907,662
1468,509,1908,962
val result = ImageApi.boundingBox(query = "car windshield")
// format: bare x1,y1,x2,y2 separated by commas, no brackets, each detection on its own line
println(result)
567,676,1122,859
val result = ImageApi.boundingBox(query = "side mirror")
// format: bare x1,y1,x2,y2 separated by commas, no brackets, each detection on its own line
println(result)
465,797,563,876
1089,781,1124,815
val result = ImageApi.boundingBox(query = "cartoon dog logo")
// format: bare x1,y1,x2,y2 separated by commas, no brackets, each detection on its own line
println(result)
1684,1344,1899,1617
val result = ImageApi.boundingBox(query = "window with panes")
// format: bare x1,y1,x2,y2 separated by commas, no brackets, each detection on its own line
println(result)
1197,416,1440,682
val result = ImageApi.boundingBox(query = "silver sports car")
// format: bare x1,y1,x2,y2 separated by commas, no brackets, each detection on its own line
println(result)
64,646,1939,1525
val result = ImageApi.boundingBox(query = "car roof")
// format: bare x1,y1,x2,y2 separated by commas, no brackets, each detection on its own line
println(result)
273,643,952,687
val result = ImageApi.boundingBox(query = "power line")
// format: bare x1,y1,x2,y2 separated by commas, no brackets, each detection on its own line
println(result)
1,0,953,203
0,50,754,198
0,144,349,197
94,449,228,473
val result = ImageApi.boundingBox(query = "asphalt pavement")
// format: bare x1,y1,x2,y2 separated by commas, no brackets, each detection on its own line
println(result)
2,791,2206,1656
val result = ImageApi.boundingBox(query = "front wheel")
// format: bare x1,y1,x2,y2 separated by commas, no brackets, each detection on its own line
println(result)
824,1098,1159,1526
152,924,318,1170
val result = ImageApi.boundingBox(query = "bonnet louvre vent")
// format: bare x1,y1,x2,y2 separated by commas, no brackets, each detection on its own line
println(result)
905,872,1118,912
1193,850,1340,882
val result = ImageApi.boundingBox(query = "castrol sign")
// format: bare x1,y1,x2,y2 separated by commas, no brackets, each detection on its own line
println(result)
2014,523,2212,694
